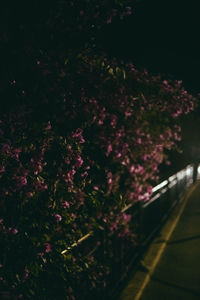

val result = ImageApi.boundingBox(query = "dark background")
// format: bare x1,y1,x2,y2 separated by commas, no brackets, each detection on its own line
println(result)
100,0,200,94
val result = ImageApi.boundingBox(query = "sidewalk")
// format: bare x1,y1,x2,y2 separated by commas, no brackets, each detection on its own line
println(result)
119,181,200,300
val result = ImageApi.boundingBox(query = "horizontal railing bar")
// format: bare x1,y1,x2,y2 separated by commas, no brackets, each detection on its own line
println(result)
152,179,168,193
61,232,93,254
142,192,161,208
121,203,134,213
61,164,194,255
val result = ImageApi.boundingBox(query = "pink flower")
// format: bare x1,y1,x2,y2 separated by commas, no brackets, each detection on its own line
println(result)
65,158,70,164
12,228,18,235
62,201,70,208
44,242,52,253
136,138,142,144
122,213,131,223
106,144,112,156
81,171,88,178
72,128,85,144
135,165,144,174
75,156,83,168
93,186,99,191
45,121,51,130
129,165,135,173
16,176,27,188
108,178,112,184
142,154,148,161
67,169,76,179
116,152,122,158
125,110,132,117
55,214,62,222
98,120,103,125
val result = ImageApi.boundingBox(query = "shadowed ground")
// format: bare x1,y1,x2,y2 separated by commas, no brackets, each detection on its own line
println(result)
120,181,200,300
141,182,200,300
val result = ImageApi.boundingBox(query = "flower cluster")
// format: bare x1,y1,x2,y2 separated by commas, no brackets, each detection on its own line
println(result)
0,20,197,299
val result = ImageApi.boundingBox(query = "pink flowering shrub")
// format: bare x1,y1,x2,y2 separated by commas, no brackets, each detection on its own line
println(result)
1,0,196,298
0,51,196,299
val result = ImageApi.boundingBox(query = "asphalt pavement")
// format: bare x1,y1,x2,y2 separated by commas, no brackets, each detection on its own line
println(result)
119,181,200,300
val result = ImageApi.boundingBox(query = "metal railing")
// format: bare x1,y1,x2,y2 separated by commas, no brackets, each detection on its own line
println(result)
60,163,198,299
139,164,194,246
108,164,196,299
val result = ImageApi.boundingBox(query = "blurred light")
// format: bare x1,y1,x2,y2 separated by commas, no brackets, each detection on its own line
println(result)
168,180,177,188
198,165,200,174
186,168,191,176
168,174,176,182
177,170,185,180
152,180,168,193
144,164,194,208
143,192,161,208
161,187,167,194
186,165,193,176
197,165,200,180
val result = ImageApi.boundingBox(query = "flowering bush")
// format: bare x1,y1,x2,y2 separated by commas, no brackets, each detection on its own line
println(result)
0,49,196,299
0,0,197,298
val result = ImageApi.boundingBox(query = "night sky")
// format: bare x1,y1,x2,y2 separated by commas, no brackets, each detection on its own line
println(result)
100,0,200,94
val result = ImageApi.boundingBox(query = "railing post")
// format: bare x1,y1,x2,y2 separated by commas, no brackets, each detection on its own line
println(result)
193,162,198,183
